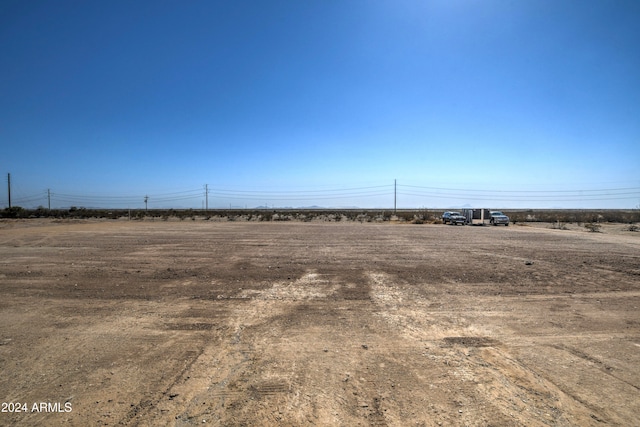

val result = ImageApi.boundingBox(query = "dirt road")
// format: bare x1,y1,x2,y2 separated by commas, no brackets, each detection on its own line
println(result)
0,220,638,426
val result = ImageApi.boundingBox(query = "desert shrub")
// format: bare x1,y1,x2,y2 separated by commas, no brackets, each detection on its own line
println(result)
551,221,568,230
356,214,369,223
395,212,413,222
502,209,639,224
68,206,83,218
600,210,634,223
410,213,425,224
31,208,46,218
297,213,313,222
585,223,601,233
1,206,26,218
376,211,391,222
47,209,67,219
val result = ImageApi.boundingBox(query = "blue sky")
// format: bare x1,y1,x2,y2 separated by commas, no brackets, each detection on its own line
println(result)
1,0,639,209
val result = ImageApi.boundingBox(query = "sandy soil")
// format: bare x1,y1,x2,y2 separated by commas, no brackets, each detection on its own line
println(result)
0,219,638,426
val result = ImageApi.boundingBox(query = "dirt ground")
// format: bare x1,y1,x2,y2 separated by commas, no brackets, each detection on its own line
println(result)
0,219,638,426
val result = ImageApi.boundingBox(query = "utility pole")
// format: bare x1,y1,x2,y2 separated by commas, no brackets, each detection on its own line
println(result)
394,179,397,214
144,195,148,211
204,184,209,211
47,189,51,210
7,173,11,208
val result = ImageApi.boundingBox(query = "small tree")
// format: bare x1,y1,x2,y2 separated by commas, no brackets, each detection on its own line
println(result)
2,206,26,218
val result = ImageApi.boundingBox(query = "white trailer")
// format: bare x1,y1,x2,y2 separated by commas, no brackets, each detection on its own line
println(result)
462,208,491,225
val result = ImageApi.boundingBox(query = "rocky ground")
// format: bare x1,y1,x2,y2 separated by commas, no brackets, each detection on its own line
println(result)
0,219,638,426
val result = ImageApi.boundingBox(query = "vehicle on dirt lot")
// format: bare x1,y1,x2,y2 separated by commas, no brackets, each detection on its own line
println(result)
442,211,466,225
490,211,510,226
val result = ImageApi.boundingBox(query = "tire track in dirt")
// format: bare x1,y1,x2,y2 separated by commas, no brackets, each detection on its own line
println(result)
552,344,640,391
367,270,612,426
134,282,302,425
148,268,398,426
116,345,207,426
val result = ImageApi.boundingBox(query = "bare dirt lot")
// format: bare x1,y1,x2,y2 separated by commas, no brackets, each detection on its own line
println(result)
0,219,639,426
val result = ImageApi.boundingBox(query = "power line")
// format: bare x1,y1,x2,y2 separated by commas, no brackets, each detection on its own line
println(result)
398,190,640,198
397,184,640,203
398,191,640,202
399,184,640,194
208,189,393,201
4,181,639,209
208,184,393,195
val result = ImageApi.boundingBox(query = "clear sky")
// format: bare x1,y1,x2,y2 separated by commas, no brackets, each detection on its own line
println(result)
1,0,639,209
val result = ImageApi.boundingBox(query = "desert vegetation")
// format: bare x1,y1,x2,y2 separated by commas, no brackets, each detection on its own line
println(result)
2,206,639,225
507,208,640,224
